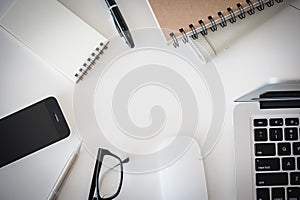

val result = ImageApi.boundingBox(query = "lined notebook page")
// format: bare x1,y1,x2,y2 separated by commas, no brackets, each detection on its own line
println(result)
0,0,108,83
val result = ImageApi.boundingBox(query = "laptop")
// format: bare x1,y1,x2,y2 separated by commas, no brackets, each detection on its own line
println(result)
234,80,300,200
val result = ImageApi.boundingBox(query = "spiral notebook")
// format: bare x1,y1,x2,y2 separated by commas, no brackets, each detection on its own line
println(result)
0,0,108,83
147,0,285,48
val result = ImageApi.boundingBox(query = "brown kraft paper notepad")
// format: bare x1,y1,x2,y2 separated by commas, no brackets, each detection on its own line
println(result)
148,0,277,41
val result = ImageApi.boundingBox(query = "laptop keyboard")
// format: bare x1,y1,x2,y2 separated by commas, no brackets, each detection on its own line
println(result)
253,116,300,200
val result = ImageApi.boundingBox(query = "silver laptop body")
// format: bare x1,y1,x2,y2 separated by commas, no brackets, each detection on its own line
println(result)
234,80,300,200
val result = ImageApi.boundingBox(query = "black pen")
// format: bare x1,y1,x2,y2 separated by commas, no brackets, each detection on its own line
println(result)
104,0,135,48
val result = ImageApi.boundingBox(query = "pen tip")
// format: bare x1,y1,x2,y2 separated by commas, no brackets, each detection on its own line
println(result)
123,30,135,48
128,43,135,48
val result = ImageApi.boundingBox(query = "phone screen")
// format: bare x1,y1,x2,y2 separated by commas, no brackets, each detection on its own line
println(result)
0,97,70,168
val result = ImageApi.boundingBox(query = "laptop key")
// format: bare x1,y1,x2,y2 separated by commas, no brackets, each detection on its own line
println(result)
282,157,295,170
255,143,276,156
293,142,300,155
257,188,270,200
285,118,299,126
255,158,280,171
298,157,300,170
270,128,283,141
284,128,298,141
255,129,268,141
254,119,268,127
287,187,300,200
270,118,284,126
256,172,288,186
272,187,285,200
278,143,291,156
290,172,300,185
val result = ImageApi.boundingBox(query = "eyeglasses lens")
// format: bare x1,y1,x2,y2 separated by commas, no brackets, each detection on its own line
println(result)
98,155,122,198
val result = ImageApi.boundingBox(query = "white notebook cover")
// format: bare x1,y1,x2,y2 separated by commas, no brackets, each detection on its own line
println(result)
0,0,108,83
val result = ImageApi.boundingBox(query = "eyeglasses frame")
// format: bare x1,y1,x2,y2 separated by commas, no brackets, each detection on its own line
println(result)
88,148,125,200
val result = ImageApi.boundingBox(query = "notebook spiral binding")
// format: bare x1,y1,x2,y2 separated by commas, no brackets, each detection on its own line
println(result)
170,0,284,48
74,42,109,82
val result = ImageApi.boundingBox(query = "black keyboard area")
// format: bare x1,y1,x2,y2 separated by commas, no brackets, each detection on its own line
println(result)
253,117,300,200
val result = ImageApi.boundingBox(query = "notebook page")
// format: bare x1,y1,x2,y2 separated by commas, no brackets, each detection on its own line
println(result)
0,0,108,83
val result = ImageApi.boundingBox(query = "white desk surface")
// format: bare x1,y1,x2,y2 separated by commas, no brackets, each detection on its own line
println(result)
0,0,300,199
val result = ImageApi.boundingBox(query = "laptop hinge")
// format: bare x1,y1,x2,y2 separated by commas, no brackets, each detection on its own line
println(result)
259,91,300,109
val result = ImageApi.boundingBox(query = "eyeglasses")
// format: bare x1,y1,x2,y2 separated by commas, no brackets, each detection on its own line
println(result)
88,148,129,200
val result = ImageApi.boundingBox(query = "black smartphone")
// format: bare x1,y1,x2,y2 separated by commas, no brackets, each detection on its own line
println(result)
0,97,70,168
